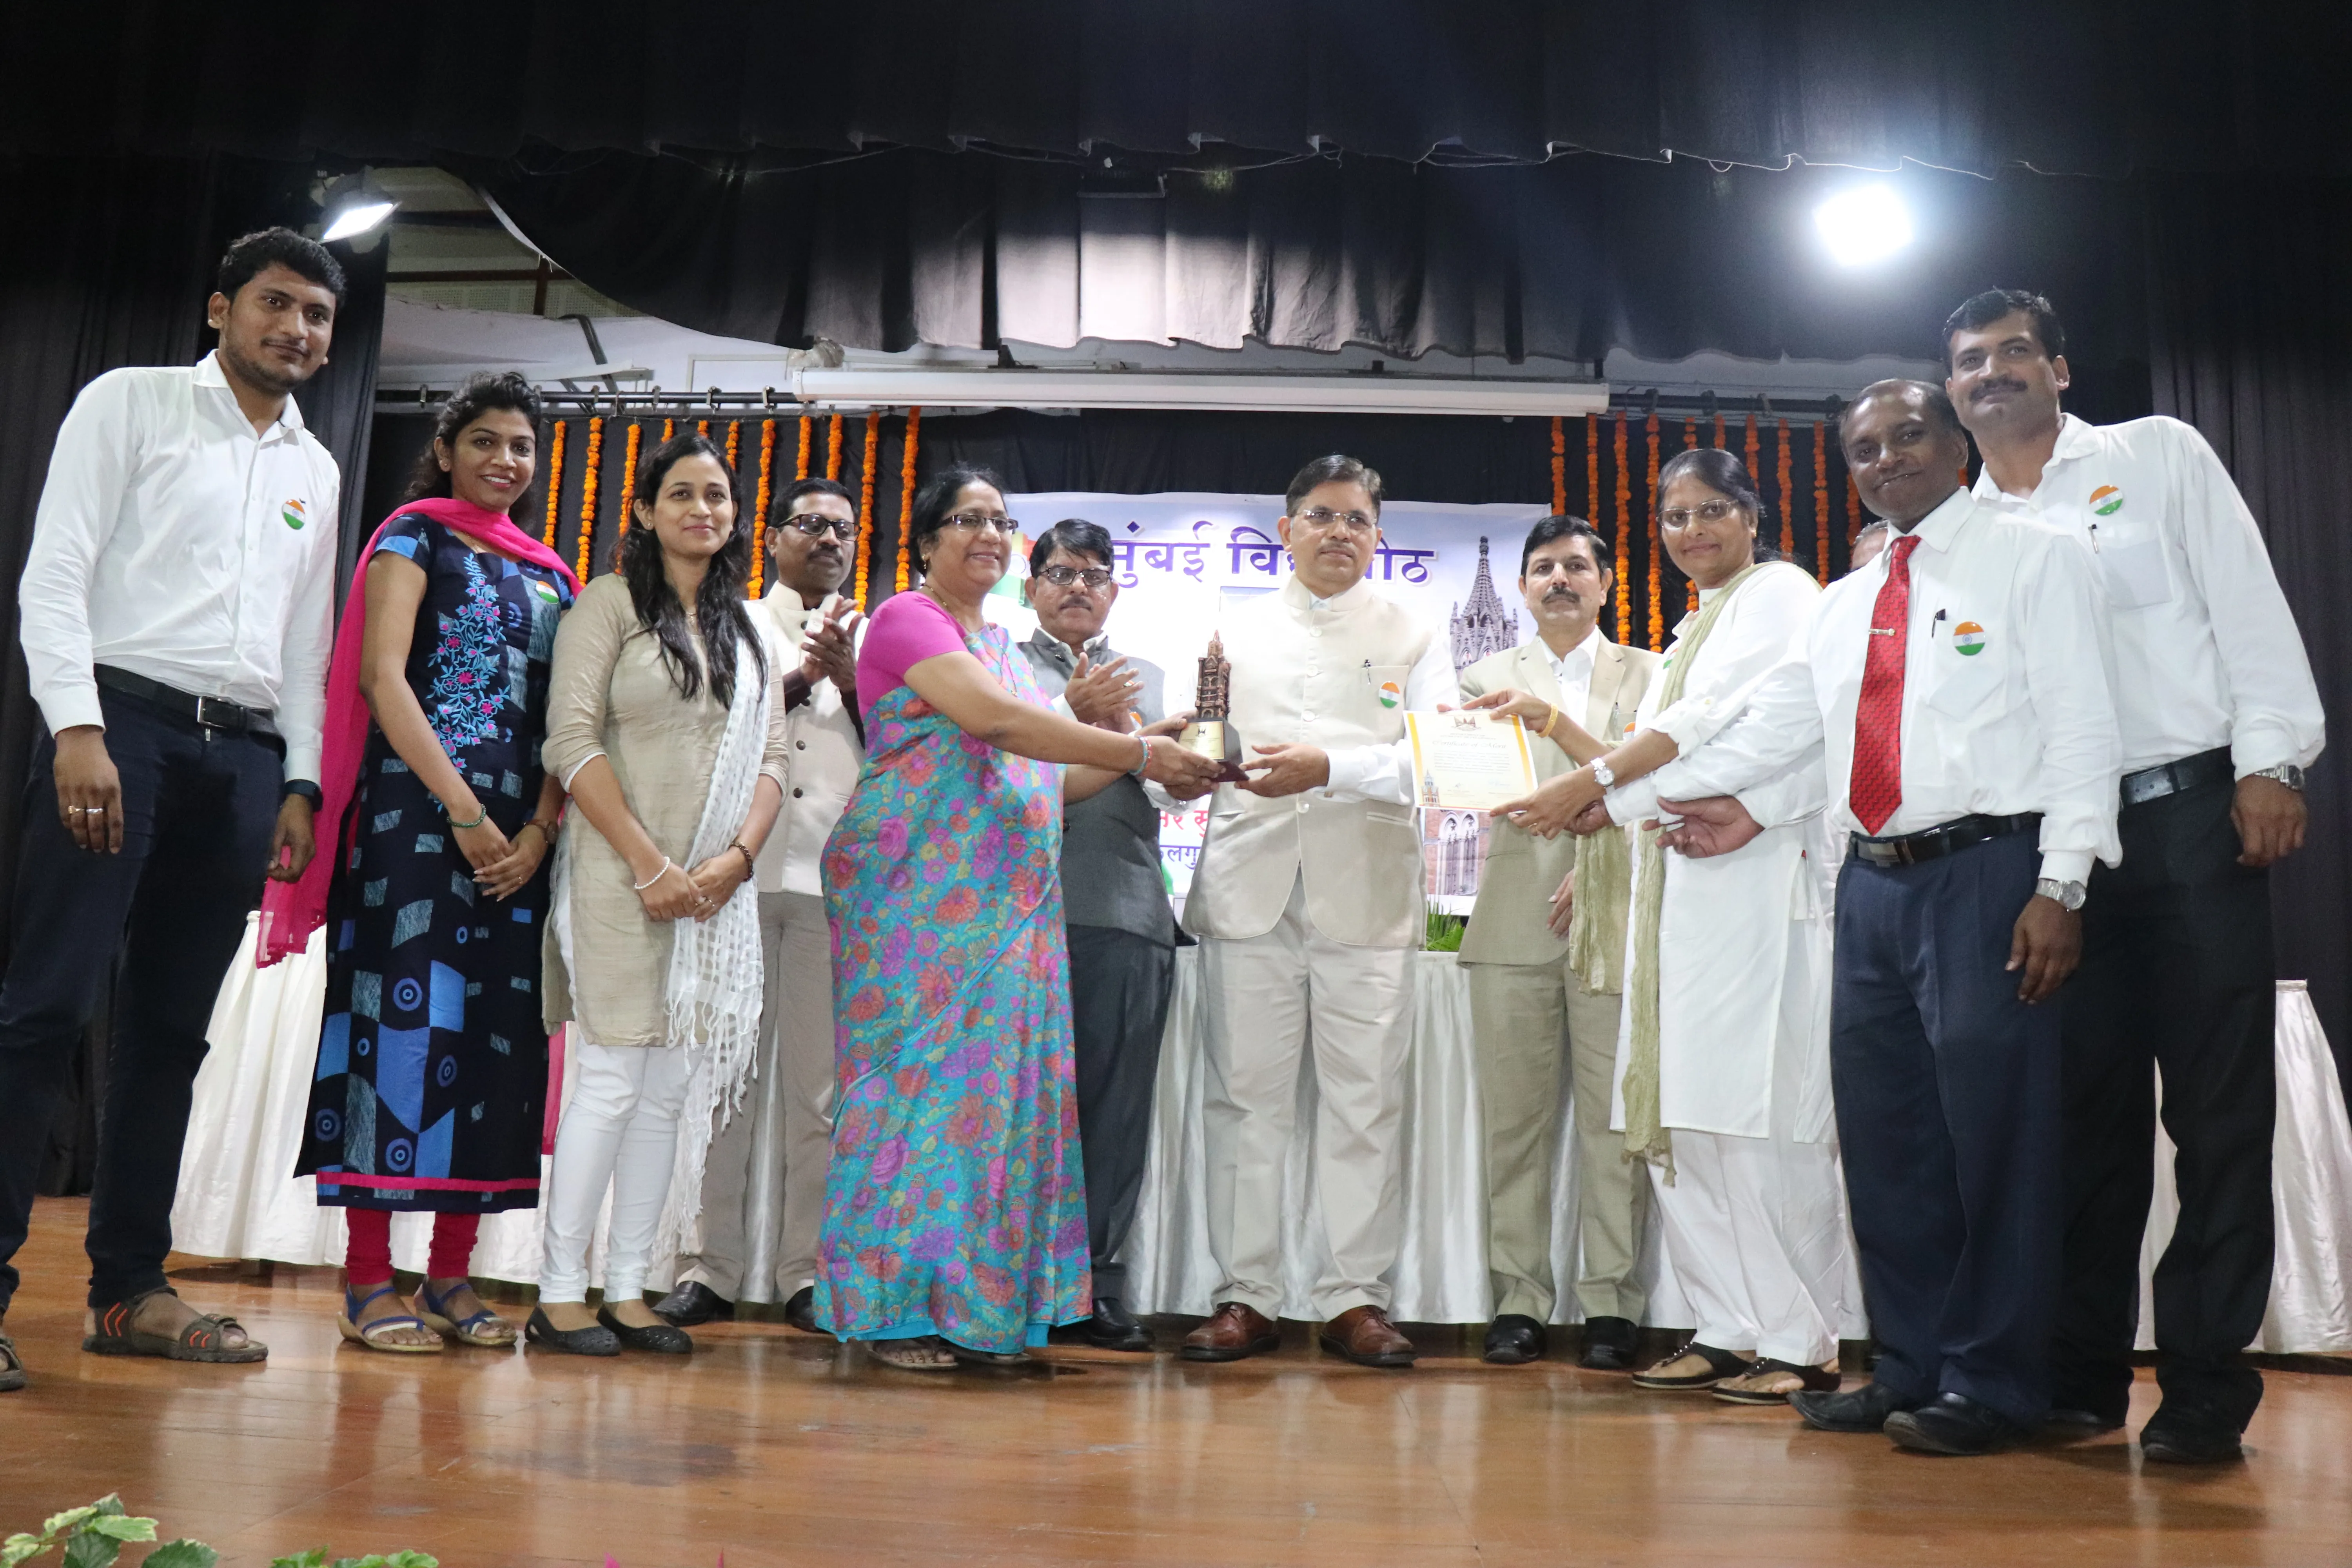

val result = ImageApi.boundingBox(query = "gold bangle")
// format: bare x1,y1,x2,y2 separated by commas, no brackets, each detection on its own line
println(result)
1540,704,1560,739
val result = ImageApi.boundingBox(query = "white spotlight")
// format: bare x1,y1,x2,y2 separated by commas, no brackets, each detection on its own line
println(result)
319,170,400,243
1813,184,1913,267
322,199,398,242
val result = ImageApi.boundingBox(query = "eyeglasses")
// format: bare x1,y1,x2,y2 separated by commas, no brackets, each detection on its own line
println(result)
778,514,856,540
1659,499,1745,529
1294,507,1377,535
1036,565,1116,589
943,511,1016,535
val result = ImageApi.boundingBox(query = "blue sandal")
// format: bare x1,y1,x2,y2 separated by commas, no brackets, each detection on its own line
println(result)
416,1278,517,1347
338,1283,442,1354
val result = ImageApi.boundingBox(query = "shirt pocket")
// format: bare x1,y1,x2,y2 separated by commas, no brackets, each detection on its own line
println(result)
2093,519,2174,611
1922,617,2012,720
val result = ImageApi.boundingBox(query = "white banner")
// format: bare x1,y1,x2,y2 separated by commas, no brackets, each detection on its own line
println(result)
996,491,1553,915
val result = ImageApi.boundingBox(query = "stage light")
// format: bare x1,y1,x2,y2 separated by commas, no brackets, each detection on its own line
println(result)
1813,184,1913,267
319,171,400,242
323,199,397,241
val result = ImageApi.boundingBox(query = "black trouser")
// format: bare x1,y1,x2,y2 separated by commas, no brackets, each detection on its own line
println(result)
2057,768,2274,1431
1832,828,2060,1427
1066,924,1174,1302
0,691,280,1315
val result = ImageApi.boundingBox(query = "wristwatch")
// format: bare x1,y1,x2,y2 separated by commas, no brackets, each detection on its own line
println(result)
2251,764,2306,791
2034,877,2088,912
1589,757,1617,791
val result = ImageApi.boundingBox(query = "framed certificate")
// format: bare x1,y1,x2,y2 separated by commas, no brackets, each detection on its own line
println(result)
1407,712,1539,811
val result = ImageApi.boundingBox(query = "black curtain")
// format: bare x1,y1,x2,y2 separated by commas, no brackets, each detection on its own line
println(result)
2147,174,2352,1078
4,2,2347,177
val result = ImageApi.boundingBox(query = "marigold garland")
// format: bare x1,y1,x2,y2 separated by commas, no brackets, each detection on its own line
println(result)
796,415,812,480
1549,416,1566,515
1813,422,1831,584
724,419,741,473
1585,415,1601,526
575,417,604,582
896,407,922,593
662,419,675,441
1612,414,1631,645
1775,417,1795,561
749,418,777,601
826,414,844,481
612,423,643,558
1743,412,1761,487
853,410,881,607
1644,410,1662,650
540,419,567,548
1682,417,1698,451
697,419,710,439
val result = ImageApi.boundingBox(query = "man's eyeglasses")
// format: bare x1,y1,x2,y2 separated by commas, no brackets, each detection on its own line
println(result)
1659,499,1744,529
943,511,1016,535
1294,507,1377,535
1037,565,1116,589
777,514,856,540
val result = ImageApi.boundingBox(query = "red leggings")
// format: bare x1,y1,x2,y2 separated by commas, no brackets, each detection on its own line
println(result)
343,1209,482,1288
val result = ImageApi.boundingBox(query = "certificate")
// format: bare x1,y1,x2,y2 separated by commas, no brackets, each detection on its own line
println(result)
1407,712,1538,811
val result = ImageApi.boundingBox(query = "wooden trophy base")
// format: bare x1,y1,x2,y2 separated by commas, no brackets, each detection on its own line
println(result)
1176,718,1249,784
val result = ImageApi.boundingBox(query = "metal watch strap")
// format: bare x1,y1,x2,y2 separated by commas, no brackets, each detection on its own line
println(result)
2253,764,2306,791
2034,876,2087,912
1590,757,1616,790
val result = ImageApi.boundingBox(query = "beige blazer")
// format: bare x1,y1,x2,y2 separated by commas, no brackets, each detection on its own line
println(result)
751,590,865,898
1455,634,1660,972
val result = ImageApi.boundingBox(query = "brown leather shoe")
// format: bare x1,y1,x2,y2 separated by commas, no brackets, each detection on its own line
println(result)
1319,1305,1416,1368
1180,1302,1281,1362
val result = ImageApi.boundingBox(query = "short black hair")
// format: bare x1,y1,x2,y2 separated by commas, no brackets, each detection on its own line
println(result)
1942,289,2065,368
217,227,347,305
904,463,1009,572
771,475,855,525
1518,515,1611,577
1285,454,1383,517
1029,517,1116,579
1840,379,1965,443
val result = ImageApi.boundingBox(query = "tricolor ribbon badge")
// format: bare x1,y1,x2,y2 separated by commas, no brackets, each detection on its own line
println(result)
1378,680,1403,710
281,497,308,530
2089,484,2125,517
1952,620,1988,657
528,577,561,605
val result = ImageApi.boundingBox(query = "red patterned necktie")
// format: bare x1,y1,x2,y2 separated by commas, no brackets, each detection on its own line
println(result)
1849,534,1920,834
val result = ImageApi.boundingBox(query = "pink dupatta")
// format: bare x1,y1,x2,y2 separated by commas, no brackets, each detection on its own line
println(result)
257,494,582,967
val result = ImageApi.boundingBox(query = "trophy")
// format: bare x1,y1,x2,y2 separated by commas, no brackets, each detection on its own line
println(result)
1177,632,1249,784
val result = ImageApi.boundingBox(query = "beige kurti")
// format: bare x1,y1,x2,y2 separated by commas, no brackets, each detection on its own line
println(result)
541,574,789,1046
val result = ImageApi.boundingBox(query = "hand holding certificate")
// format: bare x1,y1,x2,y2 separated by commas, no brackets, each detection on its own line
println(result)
1407,711,1539,811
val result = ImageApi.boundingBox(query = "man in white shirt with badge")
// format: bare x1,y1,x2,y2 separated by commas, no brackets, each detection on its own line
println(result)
1519,381,2121,1454
1947,289,2326,1464
1178,455,1458,1369
658,477,866,1336
0,229,345,1390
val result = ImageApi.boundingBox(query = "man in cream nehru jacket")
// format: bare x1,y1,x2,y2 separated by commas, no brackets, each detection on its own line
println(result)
1179,454,1459,1369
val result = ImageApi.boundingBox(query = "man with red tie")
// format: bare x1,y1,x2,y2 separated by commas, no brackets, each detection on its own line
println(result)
1513,380,2121,1453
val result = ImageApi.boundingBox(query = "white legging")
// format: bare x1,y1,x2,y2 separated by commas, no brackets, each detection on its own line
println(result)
539,1041,691,1305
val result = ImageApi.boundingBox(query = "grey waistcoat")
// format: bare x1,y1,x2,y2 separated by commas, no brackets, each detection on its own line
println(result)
1018,630,1177,946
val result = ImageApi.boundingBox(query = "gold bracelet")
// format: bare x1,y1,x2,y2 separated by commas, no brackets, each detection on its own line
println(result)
1540,704,1560,739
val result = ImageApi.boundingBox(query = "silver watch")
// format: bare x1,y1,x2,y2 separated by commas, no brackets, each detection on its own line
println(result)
2034,877,2088,912
1590,757,1617,791
2252,764,2306,792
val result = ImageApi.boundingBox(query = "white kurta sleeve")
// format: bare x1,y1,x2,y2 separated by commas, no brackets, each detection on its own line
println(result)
18,372,140,739
1323,632,1461,803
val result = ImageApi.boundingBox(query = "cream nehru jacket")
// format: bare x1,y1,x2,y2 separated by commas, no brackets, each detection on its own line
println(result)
1181,575,1434,949
751,589,866,898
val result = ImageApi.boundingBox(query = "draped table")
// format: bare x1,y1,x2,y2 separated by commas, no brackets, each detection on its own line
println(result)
174,922,2352,1349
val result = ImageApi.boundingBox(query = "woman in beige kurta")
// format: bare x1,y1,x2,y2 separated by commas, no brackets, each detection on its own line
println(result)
530,433,789,1357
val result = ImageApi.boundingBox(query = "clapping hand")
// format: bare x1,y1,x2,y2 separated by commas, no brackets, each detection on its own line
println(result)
1653,796,1764,859
800,596,862,693
1066,652,1144,730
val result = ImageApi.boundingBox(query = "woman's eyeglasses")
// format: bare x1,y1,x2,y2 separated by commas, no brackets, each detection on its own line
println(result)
780,514,857,540
943,512,1016,535
1659,499,1744,529
1036,565,1116,588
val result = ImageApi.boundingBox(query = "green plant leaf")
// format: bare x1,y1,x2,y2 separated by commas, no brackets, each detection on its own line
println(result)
381,1555,438,1568
36,1513,95,1543
3,1535,52,1568
78,1521,152,1545
83,1503,124,1522
141,1542,218,1568
269,1551,329,1568
57,1531,117,1568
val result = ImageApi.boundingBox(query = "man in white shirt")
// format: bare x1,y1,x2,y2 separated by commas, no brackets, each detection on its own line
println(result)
1455,518,1659,1369
657,477,866,1336
1543,382,2121,1453
0,229,344,1388
1178,455,1459,1369
1947,289,2326,1463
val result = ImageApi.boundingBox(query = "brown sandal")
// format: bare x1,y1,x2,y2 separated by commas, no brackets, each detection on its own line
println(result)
83,1287,268,1363
863,1335,957,1371
1631,1340,1752,1390
1713,1357,1843,1405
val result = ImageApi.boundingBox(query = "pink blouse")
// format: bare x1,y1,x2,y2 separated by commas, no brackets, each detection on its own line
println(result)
855,590,971,722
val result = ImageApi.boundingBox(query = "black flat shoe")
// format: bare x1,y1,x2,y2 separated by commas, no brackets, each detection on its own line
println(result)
782,1285,824,1335
1792,1380,1917,1434
525,1307,620,1357
2043,1405,2126,1436
1885,1392,2027,1455
652,1280,733,1327
1577,1316,1637,1372
1086,1298,1153,1352
2140,1411,2246,1465
597,1306,693,1355
1483,1314,1547,1365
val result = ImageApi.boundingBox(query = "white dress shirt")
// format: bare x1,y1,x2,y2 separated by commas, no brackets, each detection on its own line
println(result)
1307,588,1461,803
18,353,340,780
1546,624,1603,730
1972,413,2324,777
1644,488,2122,886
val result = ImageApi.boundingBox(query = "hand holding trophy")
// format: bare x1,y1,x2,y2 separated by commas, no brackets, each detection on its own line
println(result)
1175,632,1249,784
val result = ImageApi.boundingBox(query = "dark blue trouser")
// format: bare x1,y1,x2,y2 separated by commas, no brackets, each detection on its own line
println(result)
0,691,280,1314
1832,828,2060,1427
1065,924,1174,1302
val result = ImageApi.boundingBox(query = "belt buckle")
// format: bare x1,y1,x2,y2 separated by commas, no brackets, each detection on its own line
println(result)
195,695,243,733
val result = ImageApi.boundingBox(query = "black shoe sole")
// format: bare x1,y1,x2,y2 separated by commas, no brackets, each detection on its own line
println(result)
1087,1330,1154,1352
1885,1410,2014,1455
2141,1433,2245,1465
1484,1348,1543,1365
1180,1336,1280,1362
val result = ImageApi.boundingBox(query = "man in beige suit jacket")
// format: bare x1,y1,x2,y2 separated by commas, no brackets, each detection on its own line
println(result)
1456,517,1659,1368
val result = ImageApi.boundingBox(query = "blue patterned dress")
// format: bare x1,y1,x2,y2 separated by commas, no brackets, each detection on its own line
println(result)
296,512,574,1213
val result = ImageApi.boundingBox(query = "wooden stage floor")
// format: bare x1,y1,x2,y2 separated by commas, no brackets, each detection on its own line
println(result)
4,1200,2349,1567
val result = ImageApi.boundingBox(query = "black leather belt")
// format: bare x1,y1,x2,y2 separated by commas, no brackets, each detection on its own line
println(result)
2120,746,2232,808
94,665,279,738
1847,811,2042,868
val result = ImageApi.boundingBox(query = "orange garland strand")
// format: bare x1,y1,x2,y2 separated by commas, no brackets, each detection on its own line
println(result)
1612,414,1631,646
851,412,878,609
1813,422,1832,584
662,419,675,442
1743,412,1761,487
826,414,844,481
796,416,812,480
1644,410,1662,650
1585,415,1600,525
1775,417,1795,561
540,418,566,548
613,423,643,557
896,407,922,593
1549,416,1566,515
575,417,603,582
1682,417,1698,451
859,410,881,599
749,418,776,601
724,419,741,473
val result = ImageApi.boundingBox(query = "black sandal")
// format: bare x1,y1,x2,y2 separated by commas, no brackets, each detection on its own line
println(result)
524,1306,620,1356
1631,1339,1752,1390
0,1330,24,1392
83,1287,267,1363
597,1305,692,1355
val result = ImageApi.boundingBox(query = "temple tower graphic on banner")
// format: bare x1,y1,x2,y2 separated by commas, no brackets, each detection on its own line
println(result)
1450,536,1519,674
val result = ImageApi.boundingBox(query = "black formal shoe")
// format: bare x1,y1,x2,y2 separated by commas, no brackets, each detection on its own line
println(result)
597,1306,693,1355
2140,1408,2246,1465
1483,1314,1548,1365
1577,1316,1637,1372
1885,1392,2027,1455
524,1307,620,1357
1792,1380,1918,1434
651,1281,733,1327
1086,1298,1153,1352
782,1285,823,1335
2043,1405,2127,1435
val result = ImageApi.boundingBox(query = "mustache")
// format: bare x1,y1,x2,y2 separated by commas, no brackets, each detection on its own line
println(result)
1972,377,2027,401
